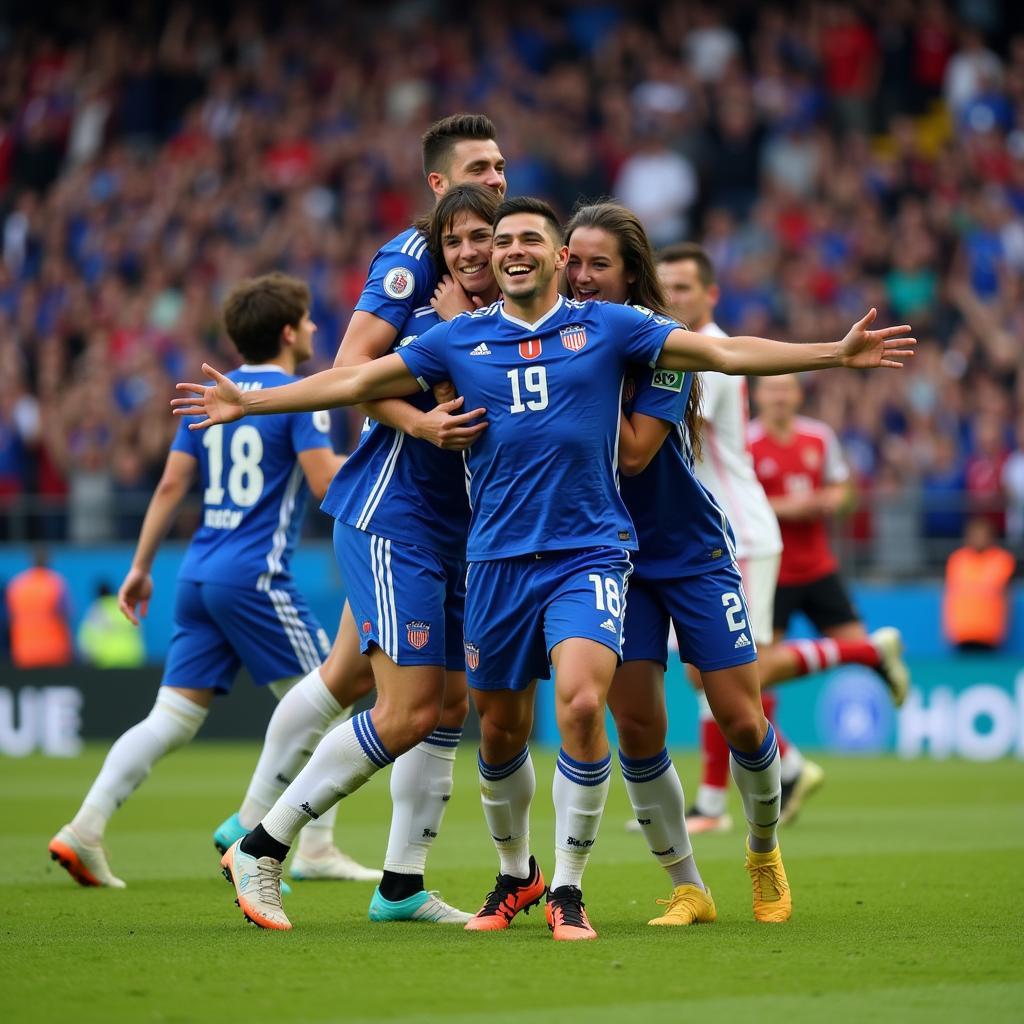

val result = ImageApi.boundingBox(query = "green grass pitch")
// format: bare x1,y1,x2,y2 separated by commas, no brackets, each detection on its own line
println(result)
2,745,1021,1023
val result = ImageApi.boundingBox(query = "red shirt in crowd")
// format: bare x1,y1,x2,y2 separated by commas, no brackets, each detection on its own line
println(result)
749,415,850,586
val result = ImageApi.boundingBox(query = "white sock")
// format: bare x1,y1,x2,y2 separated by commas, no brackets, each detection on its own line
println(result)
478,746,535,878
239,669,348,829
551,748,611,892
261,710,393,849
383,726,462,875
780,743,805,785
72,688,208,842
729,723,782,854
619,749,703,889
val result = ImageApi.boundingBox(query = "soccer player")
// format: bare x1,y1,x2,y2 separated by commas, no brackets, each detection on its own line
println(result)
174,197,915,939
211,114,505,901
48,273,366,888
747,372,905,816
656,245,910,832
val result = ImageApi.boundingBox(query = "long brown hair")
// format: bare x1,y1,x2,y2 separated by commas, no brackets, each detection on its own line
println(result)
564,202,703,461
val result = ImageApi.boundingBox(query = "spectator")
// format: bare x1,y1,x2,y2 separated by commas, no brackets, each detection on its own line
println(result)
942,516,1018,650
77,581,146,668
5,546,73,667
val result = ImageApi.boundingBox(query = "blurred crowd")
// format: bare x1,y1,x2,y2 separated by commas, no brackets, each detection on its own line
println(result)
1,0,1023,566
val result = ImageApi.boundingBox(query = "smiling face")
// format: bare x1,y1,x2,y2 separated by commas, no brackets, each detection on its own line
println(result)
491,212,567,302
565,226,633,304
441,210,496,297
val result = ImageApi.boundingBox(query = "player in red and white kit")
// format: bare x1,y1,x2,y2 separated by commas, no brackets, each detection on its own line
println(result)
654,246,909,832
747,373,909,817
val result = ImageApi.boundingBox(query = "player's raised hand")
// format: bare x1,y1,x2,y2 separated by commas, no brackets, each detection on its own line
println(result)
838,309,916,369
171,363,245,429
415,395,489,450
118,567,152,626
431,275,482,321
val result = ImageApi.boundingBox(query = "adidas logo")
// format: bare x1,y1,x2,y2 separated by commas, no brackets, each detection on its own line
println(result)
734,633,752,649
470,342,491,356
599,618,617,633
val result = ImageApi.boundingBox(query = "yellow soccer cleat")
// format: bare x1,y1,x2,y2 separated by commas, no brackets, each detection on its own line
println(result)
745,840,792,923
648,884,717,926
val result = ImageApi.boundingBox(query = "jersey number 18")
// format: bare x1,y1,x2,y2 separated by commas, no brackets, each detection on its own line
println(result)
202,424,265,507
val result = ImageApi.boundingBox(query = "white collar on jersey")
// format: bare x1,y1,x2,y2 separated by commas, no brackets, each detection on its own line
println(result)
499,294,564,332
238,363,285,372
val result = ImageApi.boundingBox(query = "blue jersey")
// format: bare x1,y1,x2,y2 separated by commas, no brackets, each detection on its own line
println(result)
396,297,674,561
321,306,471,560
619,366,736,579
172,365,333,589
354,227,438,330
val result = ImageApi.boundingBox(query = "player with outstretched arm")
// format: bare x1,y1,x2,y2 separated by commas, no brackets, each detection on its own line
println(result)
174,197,915,941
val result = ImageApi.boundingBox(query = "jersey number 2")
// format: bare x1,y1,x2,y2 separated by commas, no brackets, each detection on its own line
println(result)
202,424,265,507
507,367,548,413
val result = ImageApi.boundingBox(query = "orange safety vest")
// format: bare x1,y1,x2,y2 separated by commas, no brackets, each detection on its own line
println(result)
5,567,74,668
942,546,1017,647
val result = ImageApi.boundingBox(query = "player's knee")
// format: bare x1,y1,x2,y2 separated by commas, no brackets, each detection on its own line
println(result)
612,707,664,757
720,710,766,754
439,689,469,729
558,687,604,732
478,714,530,760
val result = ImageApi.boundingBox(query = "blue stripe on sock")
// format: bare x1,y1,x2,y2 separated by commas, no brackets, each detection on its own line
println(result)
353,711,394,769
556,749,612,787
618,748,672,783
424,727,463,748
478,746,529,781
730,723,778,772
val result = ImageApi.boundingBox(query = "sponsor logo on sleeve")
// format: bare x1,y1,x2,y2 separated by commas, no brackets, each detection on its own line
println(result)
652,369,685,392
384,267,415,299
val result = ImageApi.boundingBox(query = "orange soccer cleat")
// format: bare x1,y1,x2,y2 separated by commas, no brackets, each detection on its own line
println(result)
464,856,546,932
545,885,598,940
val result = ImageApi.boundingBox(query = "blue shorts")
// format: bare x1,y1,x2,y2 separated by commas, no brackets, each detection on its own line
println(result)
464,547,632,691
621,562,758,672
334,521,466,671
162,580,330,693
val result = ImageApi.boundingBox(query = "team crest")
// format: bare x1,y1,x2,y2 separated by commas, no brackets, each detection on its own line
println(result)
384,267,415,299
362,620,372,634
560,325,587,352
464,642,480,671
519,338,542,360
406,621,431,650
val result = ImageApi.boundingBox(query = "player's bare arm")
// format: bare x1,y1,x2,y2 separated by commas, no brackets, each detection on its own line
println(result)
618,411,673,477
118,450,197,626
656,308,915,375
336,309,486,450
172,356,422,430
298,448,347,502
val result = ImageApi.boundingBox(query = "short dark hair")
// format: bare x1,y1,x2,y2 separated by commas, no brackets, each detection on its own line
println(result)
428,184,502,266
421,113,498,177
493,196,563,245
657,242,716,287
222,273,310,363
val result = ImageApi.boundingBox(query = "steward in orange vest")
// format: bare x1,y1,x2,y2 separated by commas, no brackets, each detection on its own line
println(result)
943,518,1018,651
5,549,74,667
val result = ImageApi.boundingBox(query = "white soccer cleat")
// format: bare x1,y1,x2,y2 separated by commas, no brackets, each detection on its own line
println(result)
290,845,383,883
221,840,291,930
779,761,825,826
871,626,910,708
48,825,126,889
369,886,473,923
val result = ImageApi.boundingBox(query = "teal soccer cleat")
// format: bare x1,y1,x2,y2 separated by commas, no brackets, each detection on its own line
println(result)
368,887,472,924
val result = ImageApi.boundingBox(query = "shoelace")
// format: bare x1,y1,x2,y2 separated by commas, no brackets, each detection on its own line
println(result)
654,888,703,915
749,862,786,902
478,876,519,920
256,859,284,908
550,891,588,928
